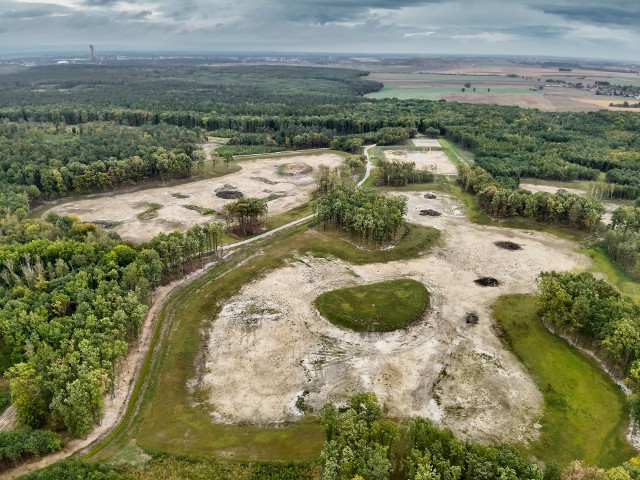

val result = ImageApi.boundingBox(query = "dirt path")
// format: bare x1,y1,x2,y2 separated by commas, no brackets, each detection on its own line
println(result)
0,147,375,478
0,407,17,431
0,258,226,479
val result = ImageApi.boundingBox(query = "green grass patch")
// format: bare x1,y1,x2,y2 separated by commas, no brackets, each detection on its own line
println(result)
579,244,640,297
276,162,313,176
308,223,440,265
182,204,215,216
171,192,190,199
315,279,429,332
493,294,635,468
88,221,439,463
119,452,318,480
438,138,474,166
135,202,163,221
265,193,287,202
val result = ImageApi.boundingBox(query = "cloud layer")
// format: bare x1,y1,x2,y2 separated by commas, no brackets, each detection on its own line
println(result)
1,0,639,61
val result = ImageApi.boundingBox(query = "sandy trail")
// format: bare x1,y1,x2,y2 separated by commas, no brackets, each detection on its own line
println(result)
0,257,228,479
385,150,457,175
0,407,17,431
49,153,344,242
201,191,589,445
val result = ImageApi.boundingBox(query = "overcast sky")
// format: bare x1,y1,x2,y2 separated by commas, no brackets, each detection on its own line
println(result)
1,0,639,61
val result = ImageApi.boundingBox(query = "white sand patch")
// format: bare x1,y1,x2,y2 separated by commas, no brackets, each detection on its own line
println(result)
200,191,590,445
413,138,442,148
385,150,457,175
519,183,584,196
49,153,344,242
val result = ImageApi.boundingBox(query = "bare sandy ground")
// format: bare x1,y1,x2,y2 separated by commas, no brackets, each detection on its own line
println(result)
519,183,584,196
200,191,590,445
49,153,344,243
412,138,442,148
385,150,457,175
520,183,619,225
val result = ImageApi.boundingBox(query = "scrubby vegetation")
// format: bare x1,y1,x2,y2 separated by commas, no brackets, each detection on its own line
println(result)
315,279,429,332
320,393,554,480
0,429,62,469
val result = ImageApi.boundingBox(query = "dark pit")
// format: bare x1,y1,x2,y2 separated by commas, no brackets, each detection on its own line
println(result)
419,209,441,216
474,277,500,287
465,312,479,324
215,184,244,199
494,241,522,250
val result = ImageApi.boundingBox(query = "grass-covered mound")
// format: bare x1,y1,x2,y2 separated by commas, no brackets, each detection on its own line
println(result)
315,279,429,332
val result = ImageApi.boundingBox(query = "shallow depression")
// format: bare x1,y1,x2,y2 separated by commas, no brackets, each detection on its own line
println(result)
199,190,590,445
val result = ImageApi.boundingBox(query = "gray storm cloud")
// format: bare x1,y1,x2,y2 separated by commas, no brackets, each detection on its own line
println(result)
0,0,638,61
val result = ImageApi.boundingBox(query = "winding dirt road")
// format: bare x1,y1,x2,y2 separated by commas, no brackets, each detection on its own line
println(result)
0,146,374,479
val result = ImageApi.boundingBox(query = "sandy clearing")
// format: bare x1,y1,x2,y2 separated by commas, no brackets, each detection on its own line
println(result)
385,150,457,175
520,183,621,224
49,153,344,243
412,138,442,148
519,183,585,196
200,191,590,445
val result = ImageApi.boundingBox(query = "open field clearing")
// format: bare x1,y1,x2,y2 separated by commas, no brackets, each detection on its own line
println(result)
495,295,635,467
364,70,639,111
200,191,590,446
47,152,344,242
384,149,458,175
412,138,442,148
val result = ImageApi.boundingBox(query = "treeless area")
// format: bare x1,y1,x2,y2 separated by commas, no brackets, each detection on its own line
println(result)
47,153,344,242
200,191,590,447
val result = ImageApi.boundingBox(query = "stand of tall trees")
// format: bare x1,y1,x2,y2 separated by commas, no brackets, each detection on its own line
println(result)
537,271,640,423
459,165,604,230
0,211,223,437
313,185,407,243
604,206,640,279
223,198,268,237
378,158,435,187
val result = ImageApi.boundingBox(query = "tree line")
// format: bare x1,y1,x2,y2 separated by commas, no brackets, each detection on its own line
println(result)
604,206,640,279
0,211,223,438
459,165,604,230
538,271,640,424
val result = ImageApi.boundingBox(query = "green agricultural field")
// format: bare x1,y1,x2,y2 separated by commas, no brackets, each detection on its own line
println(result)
494,295,635,468
315,279,430,332
366,86,535,100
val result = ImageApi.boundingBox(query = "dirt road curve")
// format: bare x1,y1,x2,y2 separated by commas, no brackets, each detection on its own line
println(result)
0,146,374,479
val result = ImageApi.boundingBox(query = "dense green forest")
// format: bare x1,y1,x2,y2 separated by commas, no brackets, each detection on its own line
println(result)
1,64,640,197
0,62,639,477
